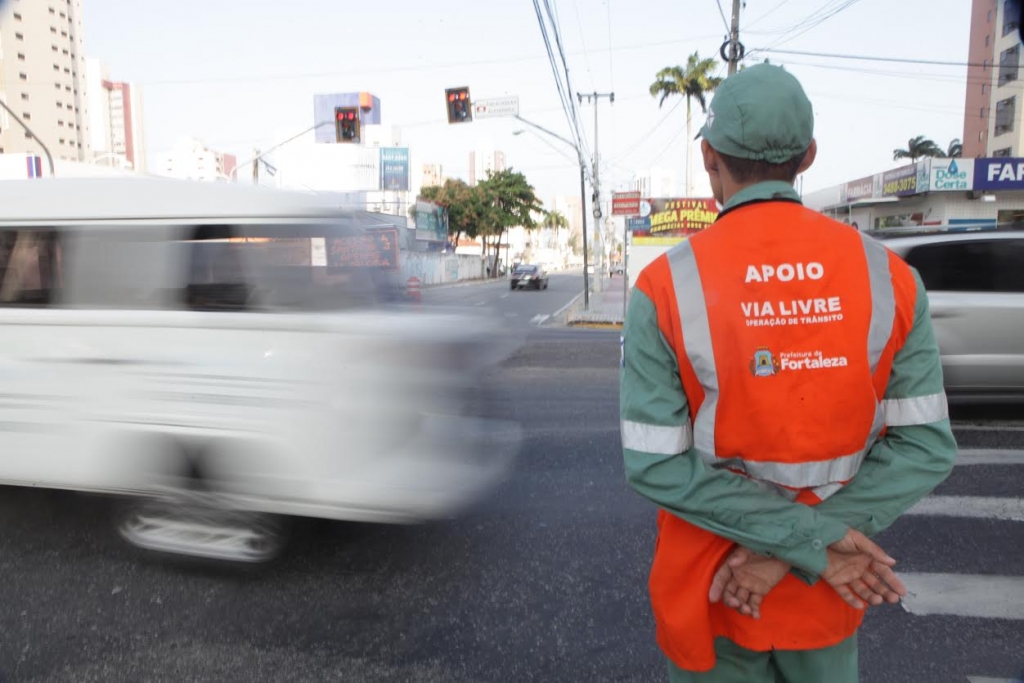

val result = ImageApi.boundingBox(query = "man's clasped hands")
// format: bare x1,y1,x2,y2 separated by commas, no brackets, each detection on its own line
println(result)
708,529,908,620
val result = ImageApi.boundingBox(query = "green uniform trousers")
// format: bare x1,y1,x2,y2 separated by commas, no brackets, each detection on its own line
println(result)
666,635,858,683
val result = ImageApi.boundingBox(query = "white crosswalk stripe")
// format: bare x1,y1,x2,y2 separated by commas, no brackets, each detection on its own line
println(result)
888,446,1023,681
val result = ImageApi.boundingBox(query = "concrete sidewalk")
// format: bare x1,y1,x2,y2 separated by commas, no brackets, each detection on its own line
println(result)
566,274,630,328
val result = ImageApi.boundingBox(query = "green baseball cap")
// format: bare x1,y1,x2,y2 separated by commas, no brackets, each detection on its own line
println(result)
697,63,814,164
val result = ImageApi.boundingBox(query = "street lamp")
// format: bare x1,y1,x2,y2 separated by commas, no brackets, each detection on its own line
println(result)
511,115,595,311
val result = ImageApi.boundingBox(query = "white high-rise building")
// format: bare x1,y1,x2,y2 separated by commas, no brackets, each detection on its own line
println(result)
634,168,679,199
156,137,237,182
85,59,145,171
469,148,506,186
0,0,90,161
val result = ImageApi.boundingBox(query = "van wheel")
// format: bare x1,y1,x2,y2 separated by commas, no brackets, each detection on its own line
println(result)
114,489,289,565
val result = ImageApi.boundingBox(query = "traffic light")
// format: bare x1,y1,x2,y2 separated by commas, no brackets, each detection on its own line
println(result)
335,107,360,143
445,87,472,124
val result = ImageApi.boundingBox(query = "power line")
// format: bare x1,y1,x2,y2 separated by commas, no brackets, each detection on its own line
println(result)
749,0,863,56
713,0,731,34
570,0,596,90
743,0,796,30
756,47,988,69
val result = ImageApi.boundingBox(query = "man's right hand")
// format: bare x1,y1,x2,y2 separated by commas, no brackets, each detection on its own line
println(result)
823,528,907,609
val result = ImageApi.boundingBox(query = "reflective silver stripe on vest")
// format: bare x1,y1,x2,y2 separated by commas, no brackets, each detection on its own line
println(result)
665,233,900,492
882,392,949,426
667,241,719,458
859,233,896,374
621,420,694,455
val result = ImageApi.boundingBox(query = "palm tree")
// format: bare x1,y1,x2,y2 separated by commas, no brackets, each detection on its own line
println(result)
650,52,723,196
542,210,569,250
893,136,945,163
946,138,963,158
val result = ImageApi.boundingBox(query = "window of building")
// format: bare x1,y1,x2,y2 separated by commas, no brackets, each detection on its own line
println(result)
63,67,70,74
996,96,1016,135
61,49,68,55
980,130,986,142
18,73,27,81
16,53,25,61
22,113,30,120
12,12,21,20
57,120,64,127
994,147,1013,156
14,32,23,40
59,11,65,18
20,93,28,101
24,132,32,139
983,82,988,94
49,7,55,14
58,138,65,145
52,45,58,52
985,58,991,71
1006,0,1022,36
50,26,57,34
990,8,995,21
0,230,63,307
53,64,59,71
982,106,987,118
905,239,1024,293
1000,45,1020,85
987,35,991,47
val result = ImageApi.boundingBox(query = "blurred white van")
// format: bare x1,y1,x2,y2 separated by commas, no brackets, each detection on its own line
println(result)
0,178,518,563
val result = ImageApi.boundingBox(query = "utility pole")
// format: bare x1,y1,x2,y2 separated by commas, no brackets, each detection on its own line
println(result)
577,91,614,294
726,0,744,75
252,148,260,183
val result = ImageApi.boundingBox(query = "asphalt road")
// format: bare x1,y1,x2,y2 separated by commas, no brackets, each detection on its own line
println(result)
0,284,1021,682
420,270,586,328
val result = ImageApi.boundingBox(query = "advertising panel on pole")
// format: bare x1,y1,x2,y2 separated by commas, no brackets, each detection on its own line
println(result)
379,147,410,191
880,164,918,197
612,191,642,216
472,96,520,119
628,198,719,245
974,157,1024,190
927,158,974,192
414,198,448,242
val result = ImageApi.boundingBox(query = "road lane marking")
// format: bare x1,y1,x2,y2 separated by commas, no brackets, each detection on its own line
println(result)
957,449,1024,466
901,573,1024,619
530,314,550,326
475,301,486,306
500,293,510,299
953,423,1024,432
967,677,1024,683
552,290,587,319
906,495,1024,522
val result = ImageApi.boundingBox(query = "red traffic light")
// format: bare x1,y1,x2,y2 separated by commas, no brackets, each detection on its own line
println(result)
444,87,472,124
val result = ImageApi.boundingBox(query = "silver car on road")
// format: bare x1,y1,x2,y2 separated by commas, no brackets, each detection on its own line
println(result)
879,229,1024,401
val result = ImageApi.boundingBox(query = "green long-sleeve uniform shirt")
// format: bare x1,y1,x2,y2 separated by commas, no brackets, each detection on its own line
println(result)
620,182,958,578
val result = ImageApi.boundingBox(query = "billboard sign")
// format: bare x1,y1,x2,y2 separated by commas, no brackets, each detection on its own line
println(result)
928,158,974,192
974,158,1024,190
380,147,410,192
881,164,918,197
629,198,719,245
327,228,400,270
414,198,448,242
472,96,520,119
612,191,642,216
843,175,876,203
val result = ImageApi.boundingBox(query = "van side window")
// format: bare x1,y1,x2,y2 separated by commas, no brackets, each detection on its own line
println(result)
0,229,62,306
184,226,253,312
904,239,1024,293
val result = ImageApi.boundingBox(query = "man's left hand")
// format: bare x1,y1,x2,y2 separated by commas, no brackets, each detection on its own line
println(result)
709,547,790,619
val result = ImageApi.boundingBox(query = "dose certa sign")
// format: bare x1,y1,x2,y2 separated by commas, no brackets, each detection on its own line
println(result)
612,191,642,216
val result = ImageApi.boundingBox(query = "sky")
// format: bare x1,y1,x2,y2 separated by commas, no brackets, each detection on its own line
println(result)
79,0,972,205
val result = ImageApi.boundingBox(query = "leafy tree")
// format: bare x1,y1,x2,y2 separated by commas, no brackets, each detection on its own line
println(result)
418,179,484,247
893,136,945,163
477,168,543,275
946,138,963,158
650,52,723,196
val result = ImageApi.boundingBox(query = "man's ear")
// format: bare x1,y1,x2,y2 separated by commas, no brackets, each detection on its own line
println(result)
797,140,817,175
702,139,719,175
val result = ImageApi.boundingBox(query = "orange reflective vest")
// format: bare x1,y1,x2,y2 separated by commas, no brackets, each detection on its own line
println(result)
635,201,919,671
